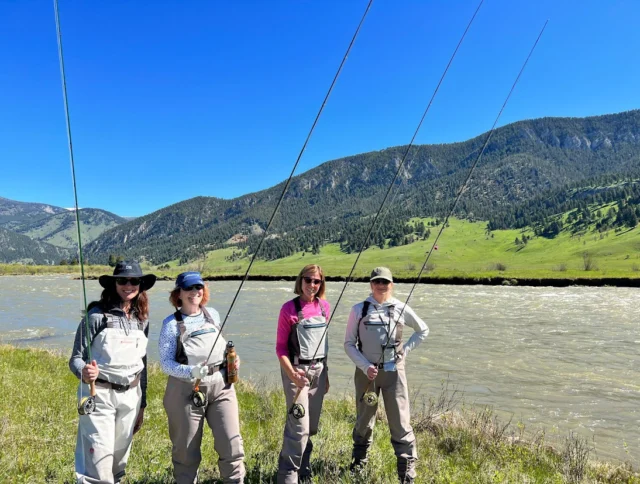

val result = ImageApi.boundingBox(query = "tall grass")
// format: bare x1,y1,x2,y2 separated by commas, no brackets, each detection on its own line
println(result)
1,345,638,483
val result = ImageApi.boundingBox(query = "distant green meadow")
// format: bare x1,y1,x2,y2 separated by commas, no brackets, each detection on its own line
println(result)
2,345,637,483
2,218,640,283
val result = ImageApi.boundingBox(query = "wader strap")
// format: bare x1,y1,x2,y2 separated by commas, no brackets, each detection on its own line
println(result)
356,301,370,352
293,296,304,321
390,304,404,353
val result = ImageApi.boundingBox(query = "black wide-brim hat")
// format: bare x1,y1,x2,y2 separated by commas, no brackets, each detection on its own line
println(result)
98,260,157,291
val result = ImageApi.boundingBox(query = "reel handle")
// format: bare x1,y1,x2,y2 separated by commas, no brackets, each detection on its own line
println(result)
193,379,202,391
89,380,96,397
290,386,302,408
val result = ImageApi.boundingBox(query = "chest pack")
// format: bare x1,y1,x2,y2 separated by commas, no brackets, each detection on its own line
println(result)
288,296,328,365
357,300,404,366
174,307,226,368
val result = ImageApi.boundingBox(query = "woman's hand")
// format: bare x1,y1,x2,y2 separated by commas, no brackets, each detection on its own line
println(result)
133,407,145,434
191,363,209,380
366,365,378,381
325,375,330,394
234,354,241,370
82,360,99,383
289,368,309,389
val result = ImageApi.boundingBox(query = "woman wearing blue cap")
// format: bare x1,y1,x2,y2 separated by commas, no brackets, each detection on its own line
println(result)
69,260,156,483
159,271,245,483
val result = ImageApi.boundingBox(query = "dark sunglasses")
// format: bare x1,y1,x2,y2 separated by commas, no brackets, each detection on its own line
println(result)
183,284,204,291
303,276,323,285
116,277,141,286
372,279,391,285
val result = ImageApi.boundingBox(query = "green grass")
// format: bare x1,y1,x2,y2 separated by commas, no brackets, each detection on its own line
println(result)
3,217,640,282
1,345,637,483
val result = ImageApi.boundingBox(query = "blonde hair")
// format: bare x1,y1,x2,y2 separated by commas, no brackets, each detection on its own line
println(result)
293,264,326,299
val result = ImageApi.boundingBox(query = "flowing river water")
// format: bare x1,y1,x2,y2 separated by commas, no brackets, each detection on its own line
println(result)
1,275,637,464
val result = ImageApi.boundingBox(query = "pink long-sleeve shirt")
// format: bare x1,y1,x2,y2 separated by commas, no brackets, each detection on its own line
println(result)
276,297,331,359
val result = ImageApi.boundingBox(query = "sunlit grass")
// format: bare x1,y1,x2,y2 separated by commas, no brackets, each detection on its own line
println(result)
1,345,637,483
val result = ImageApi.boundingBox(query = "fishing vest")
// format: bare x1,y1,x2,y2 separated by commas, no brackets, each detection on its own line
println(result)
288,297,328,365
357,300,404,367
90,308,148,386
174,307,226,383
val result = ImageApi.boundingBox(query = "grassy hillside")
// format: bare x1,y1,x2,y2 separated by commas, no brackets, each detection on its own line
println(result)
159,217,640,281
1,345,636,483
3,216,640,282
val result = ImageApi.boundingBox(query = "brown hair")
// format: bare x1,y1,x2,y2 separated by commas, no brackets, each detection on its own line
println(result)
294,264,326,300
169,284,211,309
89,286,150,321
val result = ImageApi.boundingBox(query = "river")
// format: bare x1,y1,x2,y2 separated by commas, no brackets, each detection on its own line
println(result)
1,275,637,464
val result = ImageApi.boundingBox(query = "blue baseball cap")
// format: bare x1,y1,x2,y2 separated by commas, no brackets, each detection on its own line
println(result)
175,271,205,289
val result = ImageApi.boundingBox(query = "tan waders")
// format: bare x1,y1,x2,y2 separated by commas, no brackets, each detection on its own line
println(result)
163,374,245,483
277,362,327,484
75,382,141,483
351,362,417,483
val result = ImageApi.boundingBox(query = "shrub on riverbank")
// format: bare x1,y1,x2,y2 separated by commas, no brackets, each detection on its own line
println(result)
1,345,637,483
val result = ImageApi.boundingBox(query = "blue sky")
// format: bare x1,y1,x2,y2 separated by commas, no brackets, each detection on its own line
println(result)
1,1,639,217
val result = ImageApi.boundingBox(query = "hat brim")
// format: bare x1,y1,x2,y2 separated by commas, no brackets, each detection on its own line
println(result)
98,274,157,291
370,276,393,282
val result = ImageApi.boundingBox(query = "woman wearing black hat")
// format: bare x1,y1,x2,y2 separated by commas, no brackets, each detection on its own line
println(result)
159,271,245,483
344,267,429,484
69,260,156,483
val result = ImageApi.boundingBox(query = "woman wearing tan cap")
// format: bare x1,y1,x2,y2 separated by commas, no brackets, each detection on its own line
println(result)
344,266,429,484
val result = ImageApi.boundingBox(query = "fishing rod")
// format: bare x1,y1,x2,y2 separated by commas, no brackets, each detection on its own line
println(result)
360,19,550,407
288,0,486,419
189,0,375,407
53,0,95,416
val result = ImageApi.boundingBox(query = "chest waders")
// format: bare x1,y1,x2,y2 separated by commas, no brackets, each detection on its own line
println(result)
288,297,328,419
358,301,404,407
174,307,226,408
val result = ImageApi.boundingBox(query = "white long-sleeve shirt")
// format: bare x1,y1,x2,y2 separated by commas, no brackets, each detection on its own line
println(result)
344,295,429,373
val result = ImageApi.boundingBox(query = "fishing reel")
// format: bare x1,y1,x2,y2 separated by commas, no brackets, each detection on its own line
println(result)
289,403,305,419
191,389,207,408
78,395,96,415
362,391,378,407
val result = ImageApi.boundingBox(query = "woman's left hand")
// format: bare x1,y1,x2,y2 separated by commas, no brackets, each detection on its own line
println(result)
235,354,241,370
133,407,145,435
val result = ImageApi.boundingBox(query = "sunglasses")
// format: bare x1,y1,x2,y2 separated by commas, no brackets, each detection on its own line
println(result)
183,284,204,292
303,276,323,285
372,279,391,285
116,278,141,286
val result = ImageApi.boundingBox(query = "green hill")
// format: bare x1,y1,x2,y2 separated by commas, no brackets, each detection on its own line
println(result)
85,109,640,265
14,208,127,249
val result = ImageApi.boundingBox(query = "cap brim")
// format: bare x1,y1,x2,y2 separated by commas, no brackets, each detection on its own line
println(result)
370,276,392,282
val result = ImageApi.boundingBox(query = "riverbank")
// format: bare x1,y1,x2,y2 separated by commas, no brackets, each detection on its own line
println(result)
3,263,640,287
1,345,636,483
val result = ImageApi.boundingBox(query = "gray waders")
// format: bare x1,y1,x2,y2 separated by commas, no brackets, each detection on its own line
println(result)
278,296,328,484
164,375,245,483
75,312,147,484
163,307,245,483
352,302,417,483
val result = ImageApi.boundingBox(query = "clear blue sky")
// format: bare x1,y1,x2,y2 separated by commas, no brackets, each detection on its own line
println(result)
1,1,639,217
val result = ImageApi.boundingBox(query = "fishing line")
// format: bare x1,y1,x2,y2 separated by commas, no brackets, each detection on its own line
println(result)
288,0,485,416
195,0,375,384
53,0,95,423
359,20,550,406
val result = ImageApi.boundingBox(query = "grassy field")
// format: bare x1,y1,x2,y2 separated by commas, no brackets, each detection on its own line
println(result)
1,345,637,483
3,217,640,282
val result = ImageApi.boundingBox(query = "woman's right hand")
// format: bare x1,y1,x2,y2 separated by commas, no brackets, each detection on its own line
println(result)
191,363,209,380
366,365,378,381
82,360,99,383
289,368,309,388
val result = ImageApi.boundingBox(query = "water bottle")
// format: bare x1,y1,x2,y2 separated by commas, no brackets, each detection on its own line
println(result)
226,341,238,384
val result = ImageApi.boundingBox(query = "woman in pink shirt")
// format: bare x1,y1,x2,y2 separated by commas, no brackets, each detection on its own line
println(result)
275,264,330,484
